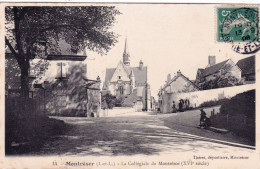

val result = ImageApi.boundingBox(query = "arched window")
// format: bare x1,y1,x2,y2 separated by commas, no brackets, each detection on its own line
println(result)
119,86,124,95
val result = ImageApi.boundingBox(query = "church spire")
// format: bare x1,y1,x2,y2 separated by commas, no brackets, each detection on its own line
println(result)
123,37,130,66
124,37,129,54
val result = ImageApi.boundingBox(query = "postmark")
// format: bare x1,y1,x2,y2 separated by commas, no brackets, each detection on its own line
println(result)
217,7,260,54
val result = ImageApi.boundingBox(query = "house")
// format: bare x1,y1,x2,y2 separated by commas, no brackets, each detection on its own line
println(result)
158,70,199,112
45,61,101,117
162,70,199,94
5,39,101,117
236,55,255,83
195,56,242,89
102,38,151,111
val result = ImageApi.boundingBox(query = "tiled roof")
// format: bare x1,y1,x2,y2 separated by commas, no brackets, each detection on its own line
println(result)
237,55,255,76
200,60,229,77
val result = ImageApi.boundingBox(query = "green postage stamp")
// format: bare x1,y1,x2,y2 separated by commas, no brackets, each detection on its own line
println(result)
217,7,259,42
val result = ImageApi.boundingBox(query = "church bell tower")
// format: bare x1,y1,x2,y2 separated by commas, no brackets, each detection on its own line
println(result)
123,37,130,66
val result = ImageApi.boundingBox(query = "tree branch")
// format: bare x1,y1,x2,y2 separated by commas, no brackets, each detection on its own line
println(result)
40,24,84,34
5,37,17,55
5,37,24,66
13,7,24,57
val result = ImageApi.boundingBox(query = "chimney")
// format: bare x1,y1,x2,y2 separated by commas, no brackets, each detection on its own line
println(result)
139,60,143,70
173,73,176,78
208,56,216,67
167,74,171,83
177,70,181,76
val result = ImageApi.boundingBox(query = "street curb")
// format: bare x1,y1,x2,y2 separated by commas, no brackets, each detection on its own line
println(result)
153,131,255,150
160,107,255,150
208,126,229,133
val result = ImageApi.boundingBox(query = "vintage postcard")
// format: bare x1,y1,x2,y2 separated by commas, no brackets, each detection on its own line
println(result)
0,2,259,169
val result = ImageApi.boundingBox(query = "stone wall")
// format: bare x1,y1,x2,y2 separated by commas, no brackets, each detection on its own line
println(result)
45,62,101,117
160,84,255,113
99,107,135,117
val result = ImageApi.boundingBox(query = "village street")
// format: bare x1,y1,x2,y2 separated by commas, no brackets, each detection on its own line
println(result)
28,107,254,156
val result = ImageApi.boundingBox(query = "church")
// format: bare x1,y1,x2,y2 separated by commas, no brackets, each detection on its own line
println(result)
102,38,151,111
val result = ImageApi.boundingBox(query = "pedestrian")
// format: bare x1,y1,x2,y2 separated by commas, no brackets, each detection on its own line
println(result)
200,109,206,126
185,99,190,110
172,101,176,113
179,99,184,112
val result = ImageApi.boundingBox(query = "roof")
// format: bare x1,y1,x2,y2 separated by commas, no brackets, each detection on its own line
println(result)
132,66,147,84
200,59,229,77
122,93,142,107
104,61,147,85
46,55,86,61
120,60,131,74
5,38,87,59
236,55,255,76
163,73,199,90
104,68,116,84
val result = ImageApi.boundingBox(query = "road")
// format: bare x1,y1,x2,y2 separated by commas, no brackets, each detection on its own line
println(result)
31,108,254,156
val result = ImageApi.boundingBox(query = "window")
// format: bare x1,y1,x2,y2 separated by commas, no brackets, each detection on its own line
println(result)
118,76,121,79
119,86,124,95
57,62,67,78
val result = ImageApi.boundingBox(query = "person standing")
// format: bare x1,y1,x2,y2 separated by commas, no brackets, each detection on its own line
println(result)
172,101,176,113
179,99,184,112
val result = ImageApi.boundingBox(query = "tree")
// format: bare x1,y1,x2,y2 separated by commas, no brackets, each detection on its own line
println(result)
101,93,116,109
200,64,244,90
115,96,125,107
5,6,120,98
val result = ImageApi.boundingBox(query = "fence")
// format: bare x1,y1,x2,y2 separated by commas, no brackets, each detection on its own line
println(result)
5,97,39,115
160,84,255,113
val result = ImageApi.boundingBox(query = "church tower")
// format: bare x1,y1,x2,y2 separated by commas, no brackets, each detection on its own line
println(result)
123,37,130,66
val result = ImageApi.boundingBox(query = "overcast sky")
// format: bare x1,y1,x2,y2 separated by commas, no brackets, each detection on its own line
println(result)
84,4,257,99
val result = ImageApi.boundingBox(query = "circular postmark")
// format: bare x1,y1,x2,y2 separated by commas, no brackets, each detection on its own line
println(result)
220,8,259,54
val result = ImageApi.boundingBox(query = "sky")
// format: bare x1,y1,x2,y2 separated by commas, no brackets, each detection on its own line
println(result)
67,4,258,99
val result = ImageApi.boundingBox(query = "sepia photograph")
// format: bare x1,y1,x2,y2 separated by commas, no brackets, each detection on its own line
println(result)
1,2,259,169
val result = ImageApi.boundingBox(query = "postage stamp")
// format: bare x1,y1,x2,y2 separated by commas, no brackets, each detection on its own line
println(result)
218,7,259,42
217,7,260,54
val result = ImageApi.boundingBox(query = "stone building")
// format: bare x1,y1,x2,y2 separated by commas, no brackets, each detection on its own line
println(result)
195,56,242,89
161,70,199,94
5,38,101,116
45,61,101,117
236,55,255,83
102,38,151,111
158,70,199,112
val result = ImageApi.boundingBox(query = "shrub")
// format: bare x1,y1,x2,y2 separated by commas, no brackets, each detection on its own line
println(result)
115,96,125,107
199,98,229,108
5,97,68,155
210,90,255,145
101,93,116,109
220,89,255,118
